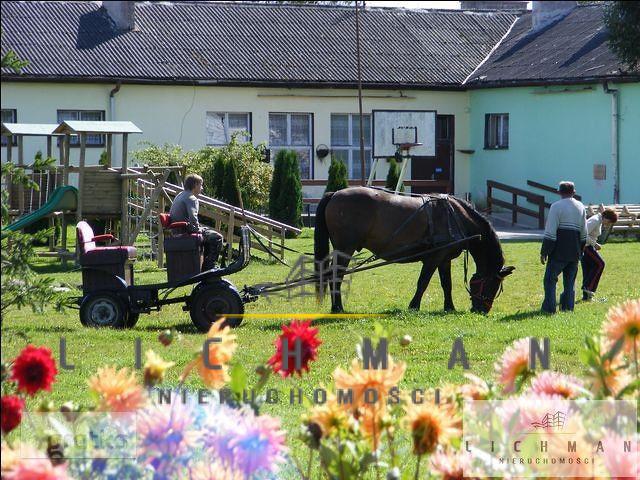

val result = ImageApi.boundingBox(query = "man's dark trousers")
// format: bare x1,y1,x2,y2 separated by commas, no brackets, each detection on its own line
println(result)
542,259,578,313
201,228,223,270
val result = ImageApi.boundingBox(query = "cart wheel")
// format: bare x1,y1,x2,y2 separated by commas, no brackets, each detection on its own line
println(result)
80,293,127,329
189,283,244,332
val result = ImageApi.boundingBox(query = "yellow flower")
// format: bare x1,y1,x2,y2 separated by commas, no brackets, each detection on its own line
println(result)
403,402,460,456
333,356,406,413
306,396,349,439
189,461,244,480
180,318,237,389
143,350,175,386
603,299,640,354
88,366,146,412
357,406,390,449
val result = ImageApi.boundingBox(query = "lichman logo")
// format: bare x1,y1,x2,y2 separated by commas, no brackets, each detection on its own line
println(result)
463,399,638,478
530,410,567,431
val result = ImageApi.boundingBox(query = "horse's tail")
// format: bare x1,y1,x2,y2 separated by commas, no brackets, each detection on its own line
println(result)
314,191,335,303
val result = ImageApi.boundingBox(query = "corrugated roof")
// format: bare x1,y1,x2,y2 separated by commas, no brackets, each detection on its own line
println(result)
1,123,61,136
466,4,639,86
53,121,142,134
0,1,517,88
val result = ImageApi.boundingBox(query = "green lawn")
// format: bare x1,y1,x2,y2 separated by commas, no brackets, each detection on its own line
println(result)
2,230,639,476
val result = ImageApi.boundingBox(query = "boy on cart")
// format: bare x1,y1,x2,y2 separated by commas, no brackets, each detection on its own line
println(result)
169,174,224,270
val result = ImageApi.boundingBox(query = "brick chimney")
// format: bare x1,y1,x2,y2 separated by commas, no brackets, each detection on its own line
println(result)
532,1,576,30
460,1,528,11
103,1,137,32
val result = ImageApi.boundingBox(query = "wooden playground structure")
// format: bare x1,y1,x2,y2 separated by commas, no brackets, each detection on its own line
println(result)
2,120,300,265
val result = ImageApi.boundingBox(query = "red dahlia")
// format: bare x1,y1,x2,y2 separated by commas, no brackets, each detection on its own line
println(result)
11,345,58,396
268,320,321,377
1,395,24,434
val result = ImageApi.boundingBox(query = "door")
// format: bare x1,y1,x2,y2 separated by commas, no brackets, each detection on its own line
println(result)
410,114,454,194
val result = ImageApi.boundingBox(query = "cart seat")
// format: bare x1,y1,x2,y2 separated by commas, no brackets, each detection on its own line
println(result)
76,221,136,293
158,214,204,282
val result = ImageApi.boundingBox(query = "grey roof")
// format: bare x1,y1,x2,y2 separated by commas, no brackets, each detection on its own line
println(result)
53,121,142,135
466,4,639,86
1,1,517,88
1,123,61,136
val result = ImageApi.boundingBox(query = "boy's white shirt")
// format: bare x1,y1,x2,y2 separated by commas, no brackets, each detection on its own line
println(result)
586,213,602,247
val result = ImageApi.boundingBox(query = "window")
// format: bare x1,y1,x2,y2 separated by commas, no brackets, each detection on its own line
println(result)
57,110,106,146
484,113,509,149
330,114,371,179
1,109,17,146
269,113,313,179
206,112,251,145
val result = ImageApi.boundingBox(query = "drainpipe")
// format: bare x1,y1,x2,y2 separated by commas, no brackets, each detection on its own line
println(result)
109,82,122,121
603,81,619,204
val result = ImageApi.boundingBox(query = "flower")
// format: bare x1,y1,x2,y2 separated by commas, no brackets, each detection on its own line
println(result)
601,431,639,479
143,350,175,386
2,443,73,480
202,405,287,476
189,461,244,480
357,406,388,449
529,371,584,399
181,319,237,389
88,366,146,412
333,356,406,412
10,345,58,396
137,402,198,477
403,402,460,456
603,299,640,354
1,395,24,434
495,338,532,394
305,396,349,439
430,450,470,480
587,339,633,397
267,320,321,377
460,373,490,401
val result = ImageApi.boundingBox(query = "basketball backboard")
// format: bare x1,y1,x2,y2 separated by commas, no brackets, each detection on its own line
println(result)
372,110,436,158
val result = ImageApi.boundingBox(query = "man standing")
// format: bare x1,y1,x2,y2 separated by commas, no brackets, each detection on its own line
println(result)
540,181,587,313
169,174,224,270
581,208,618,300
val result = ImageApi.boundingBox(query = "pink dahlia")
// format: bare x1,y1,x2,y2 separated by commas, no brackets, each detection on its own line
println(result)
529,371,584,399
495,338,531,394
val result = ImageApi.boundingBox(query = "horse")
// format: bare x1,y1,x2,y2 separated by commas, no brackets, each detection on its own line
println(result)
313,186,515,314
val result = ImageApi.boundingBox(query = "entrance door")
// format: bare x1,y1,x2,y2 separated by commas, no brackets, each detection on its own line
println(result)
410,115,454,194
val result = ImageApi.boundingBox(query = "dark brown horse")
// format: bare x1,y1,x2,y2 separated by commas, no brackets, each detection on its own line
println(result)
314,187,514,313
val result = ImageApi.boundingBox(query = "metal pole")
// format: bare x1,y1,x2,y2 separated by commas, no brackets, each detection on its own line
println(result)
355,0,366,186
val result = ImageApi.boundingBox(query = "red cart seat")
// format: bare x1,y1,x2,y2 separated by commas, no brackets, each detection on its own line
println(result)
77,221,136,266
158,213,202,241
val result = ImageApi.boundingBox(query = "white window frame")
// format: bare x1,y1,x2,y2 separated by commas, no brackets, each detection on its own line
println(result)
330,113,372,179
485,113,509,149
57,109,106,146
205,111,251,146
269,112,313,179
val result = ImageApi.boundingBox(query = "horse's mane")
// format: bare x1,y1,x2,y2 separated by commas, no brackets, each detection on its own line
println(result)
453,196,505,270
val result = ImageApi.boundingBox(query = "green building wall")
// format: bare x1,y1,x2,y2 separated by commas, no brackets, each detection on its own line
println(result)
468,82,640,207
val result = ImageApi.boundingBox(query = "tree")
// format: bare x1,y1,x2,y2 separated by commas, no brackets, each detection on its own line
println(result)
385,157,403,192
221,158,242,207
604,2,640,70
269,150,302,228
210,156,227,199
325,157,348,193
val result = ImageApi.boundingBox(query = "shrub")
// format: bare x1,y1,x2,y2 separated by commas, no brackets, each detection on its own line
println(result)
210,157,226,199
385,157,403,192
325,156,348,193
221,158,241,207
269,150,302,228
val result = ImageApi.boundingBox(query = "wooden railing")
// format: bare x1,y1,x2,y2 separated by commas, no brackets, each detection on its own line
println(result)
527,180,582,208
487,180,546,229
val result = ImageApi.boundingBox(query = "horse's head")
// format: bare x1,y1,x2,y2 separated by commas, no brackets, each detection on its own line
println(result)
470,266,515,313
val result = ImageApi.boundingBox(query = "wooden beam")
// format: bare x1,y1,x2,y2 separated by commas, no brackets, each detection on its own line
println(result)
227,207,235,263
63,134,70,185
121,133,129,244
17,135,25,214
106,134,112,167
76,134,87,221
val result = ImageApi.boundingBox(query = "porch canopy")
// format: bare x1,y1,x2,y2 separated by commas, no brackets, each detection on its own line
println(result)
1,122,63,137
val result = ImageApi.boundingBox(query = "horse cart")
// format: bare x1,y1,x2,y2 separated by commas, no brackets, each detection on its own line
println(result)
74,217,255,332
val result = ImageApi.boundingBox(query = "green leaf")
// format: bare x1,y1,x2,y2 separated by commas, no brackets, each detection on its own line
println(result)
229,363,247,399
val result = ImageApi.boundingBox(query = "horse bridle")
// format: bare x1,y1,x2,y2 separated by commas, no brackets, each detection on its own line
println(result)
463,250,505,309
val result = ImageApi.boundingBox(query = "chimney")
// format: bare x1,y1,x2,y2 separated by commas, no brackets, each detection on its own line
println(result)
532,1,576,30
460,1,528,11
103,1,137,32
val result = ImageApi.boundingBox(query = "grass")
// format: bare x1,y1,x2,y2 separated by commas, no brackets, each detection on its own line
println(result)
2,229,639,476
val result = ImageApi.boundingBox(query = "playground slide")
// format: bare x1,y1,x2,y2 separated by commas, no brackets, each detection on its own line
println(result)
3,186,78,233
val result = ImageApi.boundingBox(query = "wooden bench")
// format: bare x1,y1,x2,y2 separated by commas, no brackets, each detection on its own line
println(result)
586,204,640,238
